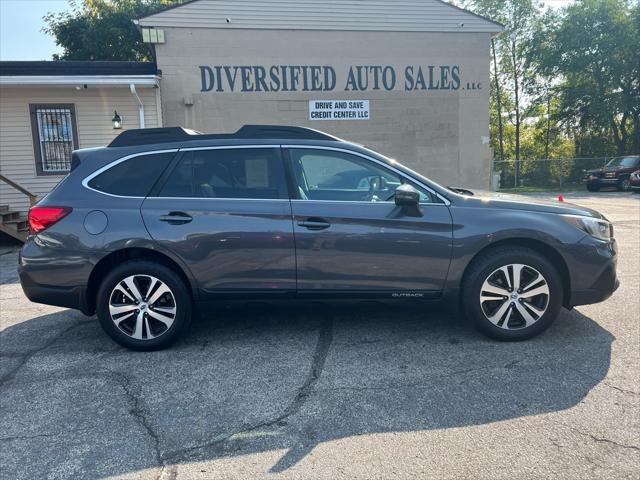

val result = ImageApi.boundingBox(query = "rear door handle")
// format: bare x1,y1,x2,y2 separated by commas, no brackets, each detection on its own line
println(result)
159,211,193,225
297,217,331,230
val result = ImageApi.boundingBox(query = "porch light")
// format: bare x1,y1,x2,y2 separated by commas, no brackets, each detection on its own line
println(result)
112,111,123,129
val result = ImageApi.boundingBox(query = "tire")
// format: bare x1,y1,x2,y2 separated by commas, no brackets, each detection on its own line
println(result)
96,260,192,351
586,184,600,192
617,177,630,191
462,247,563,341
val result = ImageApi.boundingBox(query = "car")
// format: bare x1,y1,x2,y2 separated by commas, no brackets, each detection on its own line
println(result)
583,155,640,191
19,125,619,350
629,169,640,192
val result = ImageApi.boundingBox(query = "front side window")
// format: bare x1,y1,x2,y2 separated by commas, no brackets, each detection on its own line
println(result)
289,148,435,203
158,148,287,199
87,152,175,197
29,104,78,175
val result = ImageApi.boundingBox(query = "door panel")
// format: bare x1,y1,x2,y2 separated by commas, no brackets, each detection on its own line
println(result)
141,146,296,297
142,198,296,295
291,200,452,293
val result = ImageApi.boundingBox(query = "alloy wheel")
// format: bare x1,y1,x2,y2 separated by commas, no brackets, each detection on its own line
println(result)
108,275,177,340
479,264,550,330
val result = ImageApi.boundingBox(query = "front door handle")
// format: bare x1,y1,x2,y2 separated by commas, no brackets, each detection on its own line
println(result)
159,211,193,225
297,217,331,230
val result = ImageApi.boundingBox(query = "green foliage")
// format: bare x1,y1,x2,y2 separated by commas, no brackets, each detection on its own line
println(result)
459,0,639,162
44,0,184,61
531,0,640,156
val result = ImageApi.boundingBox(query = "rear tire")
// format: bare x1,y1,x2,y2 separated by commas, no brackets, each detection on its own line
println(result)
587,184,600,192
96,261,192,351
617,178,630,191
462,247,563,341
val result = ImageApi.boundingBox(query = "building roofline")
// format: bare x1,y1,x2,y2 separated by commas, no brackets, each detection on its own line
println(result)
0,75,160,87
433,0,504,30
137,0,200,21
138,0,504,32
0,61,159,77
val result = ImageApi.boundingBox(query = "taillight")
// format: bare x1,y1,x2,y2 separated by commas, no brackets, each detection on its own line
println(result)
28,206,72,235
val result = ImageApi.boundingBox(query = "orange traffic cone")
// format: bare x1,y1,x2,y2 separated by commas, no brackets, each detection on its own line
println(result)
558,194,565,202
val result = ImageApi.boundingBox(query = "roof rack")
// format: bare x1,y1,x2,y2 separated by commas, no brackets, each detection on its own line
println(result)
108,124,340,147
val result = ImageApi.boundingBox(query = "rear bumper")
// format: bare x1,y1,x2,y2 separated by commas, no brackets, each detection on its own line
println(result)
19,269,91,315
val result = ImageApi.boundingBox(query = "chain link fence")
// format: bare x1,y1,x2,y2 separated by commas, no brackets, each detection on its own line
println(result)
491,157,612,192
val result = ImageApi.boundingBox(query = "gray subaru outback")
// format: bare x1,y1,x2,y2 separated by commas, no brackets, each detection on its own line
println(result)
19,125,619,350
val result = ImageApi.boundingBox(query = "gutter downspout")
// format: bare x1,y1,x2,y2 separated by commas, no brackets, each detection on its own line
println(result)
129,83,145,128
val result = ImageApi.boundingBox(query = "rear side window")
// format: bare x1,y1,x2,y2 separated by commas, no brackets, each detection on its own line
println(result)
158,148,287,199
87,152,175,197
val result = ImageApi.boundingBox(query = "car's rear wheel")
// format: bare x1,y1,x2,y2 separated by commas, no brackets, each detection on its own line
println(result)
587,184,600,192
96,261,192,350
462,248,563,341
617,178,630,191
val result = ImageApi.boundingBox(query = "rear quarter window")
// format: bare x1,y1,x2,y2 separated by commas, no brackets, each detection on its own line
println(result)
87,152,175,197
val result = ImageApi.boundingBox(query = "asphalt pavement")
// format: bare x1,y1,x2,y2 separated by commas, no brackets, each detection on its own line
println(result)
1,192,638,479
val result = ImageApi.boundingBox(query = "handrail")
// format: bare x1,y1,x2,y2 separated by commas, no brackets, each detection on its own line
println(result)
0,173,37,206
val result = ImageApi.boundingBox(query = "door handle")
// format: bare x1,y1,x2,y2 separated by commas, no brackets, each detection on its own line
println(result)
159,211,193,225
297,217,331,230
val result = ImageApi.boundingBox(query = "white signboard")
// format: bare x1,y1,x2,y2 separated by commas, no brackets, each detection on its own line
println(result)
309,100,370,121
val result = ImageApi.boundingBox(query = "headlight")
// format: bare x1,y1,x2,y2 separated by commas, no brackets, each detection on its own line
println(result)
561,215,613,241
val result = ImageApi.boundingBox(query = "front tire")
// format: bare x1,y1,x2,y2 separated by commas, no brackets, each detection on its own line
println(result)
587,184,600,192
96,261,192,351
462,247,563,341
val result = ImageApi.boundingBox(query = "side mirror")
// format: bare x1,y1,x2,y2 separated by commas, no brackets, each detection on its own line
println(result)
394,184,420,207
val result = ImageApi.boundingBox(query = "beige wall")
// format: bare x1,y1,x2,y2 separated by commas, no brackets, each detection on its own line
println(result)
155,27,492,189
0,85,161,213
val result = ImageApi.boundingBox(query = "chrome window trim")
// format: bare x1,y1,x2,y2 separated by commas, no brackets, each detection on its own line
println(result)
283,144,451,206
82,143,451,205
146,197,290,203
81,145,281,200
82,149,179,199
289,199,447,207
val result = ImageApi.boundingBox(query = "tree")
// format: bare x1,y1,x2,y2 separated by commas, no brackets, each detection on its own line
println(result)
463,0,542,185
44,0,185,61
532,0,640,155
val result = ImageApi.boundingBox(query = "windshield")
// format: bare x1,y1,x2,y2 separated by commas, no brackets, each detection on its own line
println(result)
606,156,638,168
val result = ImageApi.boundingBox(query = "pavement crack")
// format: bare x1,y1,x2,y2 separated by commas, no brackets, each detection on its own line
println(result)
563,363,640,396
0,319,93,386
0,433,57,442
106,370,165,476
554,421,640,452
162,313,334,463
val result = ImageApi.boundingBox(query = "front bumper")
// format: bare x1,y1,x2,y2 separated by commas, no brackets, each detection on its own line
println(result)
584,177,620,186
567,237,619,307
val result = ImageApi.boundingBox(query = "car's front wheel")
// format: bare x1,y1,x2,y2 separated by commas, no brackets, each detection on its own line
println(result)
462,247,563,341
96,261,192,350
586,184,600,192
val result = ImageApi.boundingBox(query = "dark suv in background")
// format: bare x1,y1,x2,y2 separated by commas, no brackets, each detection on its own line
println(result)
584,155,640,191
19,126,619,350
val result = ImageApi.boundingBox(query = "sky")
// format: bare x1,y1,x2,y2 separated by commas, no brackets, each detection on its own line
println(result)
0,0,576,61
0,0,71,60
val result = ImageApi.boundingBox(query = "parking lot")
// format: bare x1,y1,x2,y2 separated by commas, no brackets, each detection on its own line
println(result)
1,192,638,480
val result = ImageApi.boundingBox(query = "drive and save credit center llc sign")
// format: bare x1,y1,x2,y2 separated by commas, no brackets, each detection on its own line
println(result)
309,100,370,121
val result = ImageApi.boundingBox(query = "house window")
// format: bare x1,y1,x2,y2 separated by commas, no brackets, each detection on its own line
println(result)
29,104,79,175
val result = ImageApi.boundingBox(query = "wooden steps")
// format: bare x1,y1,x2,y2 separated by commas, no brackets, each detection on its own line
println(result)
0,206,28,242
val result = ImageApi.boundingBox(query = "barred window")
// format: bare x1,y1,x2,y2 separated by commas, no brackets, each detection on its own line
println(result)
29,104,78,175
